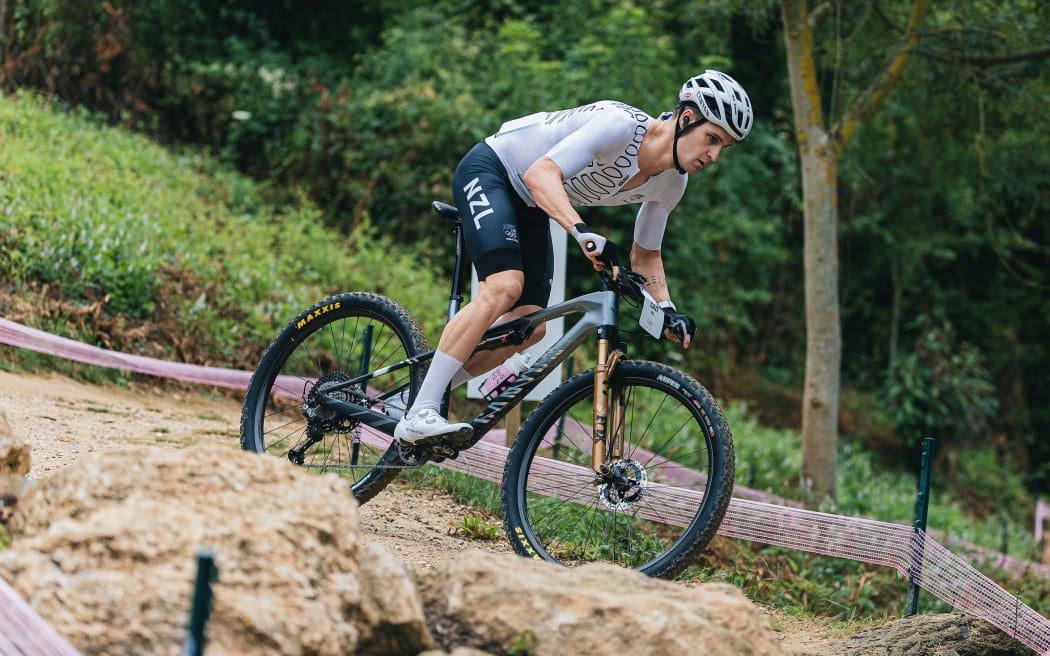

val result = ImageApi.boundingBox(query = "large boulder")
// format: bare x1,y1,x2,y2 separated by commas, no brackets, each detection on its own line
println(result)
0,444,432,655
421,549,786,656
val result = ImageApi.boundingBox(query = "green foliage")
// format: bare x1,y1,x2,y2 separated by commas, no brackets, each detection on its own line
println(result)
731,402,1036,555
688,542,911,618
1,96,165,316
458,513,502,541
0,92,450,367
884,316,1000,449
506,629,538,656
727,402,803,496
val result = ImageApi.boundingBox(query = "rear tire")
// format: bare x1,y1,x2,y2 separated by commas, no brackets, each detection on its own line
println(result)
502,360,734,578
240,292,428,503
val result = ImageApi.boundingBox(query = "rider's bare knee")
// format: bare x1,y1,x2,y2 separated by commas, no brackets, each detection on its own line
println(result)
481,274,524,311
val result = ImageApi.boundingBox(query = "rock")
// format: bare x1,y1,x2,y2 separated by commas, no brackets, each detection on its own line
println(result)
844,613,1024,655
784,612,1025,656
0,444,433,656
421,549,785,656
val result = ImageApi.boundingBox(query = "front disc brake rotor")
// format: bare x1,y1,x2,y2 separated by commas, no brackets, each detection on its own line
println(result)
598,459,647,511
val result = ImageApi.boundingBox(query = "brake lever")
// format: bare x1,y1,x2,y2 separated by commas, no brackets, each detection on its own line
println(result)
599,266,646,304
620,270,647,304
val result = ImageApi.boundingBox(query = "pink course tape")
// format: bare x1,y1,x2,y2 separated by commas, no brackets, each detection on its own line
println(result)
0,317,253,389
0,580,80,655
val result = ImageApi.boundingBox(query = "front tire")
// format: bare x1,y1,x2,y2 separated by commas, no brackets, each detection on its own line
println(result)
502,360,734,578
240,292,428,503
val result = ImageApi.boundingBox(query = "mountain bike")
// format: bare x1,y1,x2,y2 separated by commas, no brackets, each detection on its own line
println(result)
240,201,735,577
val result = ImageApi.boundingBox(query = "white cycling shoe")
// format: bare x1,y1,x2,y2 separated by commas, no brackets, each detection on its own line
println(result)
394,408,473,445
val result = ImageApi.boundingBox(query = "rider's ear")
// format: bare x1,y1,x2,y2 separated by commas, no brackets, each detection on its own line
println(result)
681,112,691,129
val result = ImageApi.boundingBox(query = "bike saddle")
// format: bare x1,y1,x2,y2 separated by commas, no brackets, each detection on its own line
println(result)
431,201,462,227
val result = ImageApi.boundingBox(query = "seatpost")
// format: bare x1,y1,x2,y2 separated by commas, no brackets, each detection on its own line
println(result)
448,224,466,322
441,221,467,417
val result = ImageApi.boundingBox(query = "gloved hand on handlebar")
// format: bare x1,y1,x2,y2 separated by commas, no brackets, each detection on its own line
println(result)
572,223,619,276
660,300,696,349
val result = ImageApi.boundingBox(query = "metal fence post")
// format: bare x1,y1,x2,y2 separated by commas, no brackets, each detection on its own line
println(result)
184,551,218,656
906,437,935,616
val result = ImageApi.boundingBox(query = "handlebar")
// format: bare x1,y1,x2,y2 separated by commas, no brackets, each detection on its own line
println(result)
599,265,696,344
599,265,647,305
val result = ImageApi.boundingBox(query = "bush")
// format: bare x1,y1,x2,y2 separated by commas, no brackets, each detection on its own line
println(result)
884,315,1000,450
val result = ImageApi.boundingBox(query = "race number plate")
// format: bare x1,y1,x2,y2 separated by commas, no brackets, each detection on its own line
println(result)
638,289,664,339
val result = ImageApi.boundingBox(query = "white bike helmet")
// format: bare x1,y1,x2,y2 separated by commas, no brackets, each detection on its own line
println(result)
678,69,753,141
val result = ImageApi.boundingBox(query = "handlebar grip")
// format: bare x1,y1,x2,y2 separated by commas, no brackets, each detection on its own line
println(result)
597,239,619,267
663,311,697,342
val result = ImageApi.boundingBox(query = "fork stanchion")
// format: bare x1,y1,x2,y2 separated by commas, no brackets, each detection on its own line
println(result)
183,550,218,656
906,437,935,616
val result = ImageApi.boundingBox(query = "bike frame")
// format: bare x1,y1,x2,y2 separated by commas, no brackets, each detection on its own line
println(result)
314,202,631,474
315,286,624,469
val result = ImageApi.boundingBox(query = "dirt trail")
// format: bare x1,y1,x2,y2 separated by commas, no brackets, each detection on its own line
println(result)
0,370,513,569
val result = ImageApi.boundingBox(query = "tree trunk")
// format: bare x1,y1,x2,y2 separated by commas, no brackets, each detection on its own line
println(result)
781,0,840,503
799,135,841,502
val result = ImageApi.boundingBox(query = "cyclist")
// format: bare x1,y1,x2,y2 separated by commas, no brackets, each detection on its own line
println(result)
395,69,753,445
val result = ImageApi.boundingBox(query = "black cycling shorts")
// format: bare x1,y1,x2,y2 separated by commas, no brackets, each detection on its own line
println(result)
452,142,553,309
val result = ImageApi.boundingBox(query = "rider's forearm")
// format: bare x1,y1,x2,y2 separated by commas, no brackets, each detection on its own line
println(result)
630,244,671,304
523,157,583,235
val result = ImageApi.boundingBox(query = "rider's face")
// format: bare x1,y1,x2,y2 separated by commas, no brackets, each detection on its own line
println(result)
678,116,734,175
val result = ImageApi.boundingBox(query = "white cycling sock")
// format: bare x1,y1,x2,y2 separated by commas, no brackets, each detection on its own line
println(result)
406,350,464,417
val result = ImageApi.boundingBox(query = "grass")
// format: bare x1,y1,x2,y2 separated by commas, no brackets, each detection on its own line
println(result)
0,91,453,377
458,513,502,541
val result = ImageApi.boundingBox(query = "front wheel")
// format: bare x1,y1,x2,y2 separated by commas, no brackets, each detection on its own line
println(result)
239,292,428,503
502,360,734,578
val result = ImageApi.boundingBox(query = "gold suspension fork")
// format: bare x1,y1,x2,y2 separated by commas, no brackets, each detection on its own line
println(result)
591,338,625,475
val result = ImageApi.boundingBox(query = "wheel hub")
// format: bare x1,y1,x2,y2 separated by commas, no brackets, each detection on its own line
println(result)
598,459,647,511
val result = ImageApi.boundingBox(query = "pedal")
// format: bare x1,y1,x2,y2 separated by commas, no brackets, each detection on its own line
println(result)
396,443,428,467
430,444,459,461
396,441,459,465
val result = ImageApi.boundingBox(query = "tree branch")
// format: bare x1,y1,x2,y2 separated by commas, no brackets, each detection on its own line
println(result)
834,0,927,149
808,0,833,31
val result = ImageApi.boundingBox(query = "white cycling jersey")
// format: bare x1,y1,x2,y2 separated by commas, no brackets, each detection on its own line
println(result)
484,100,687,251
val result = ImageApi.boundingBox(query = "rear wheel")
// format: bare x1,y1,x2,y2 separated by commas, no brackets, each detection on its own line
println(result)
502,360,734,578
240,292,428,503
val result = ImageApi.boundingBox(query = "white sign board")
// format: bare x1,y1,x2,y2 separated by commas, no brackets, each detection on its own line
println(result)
467,219,567,401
